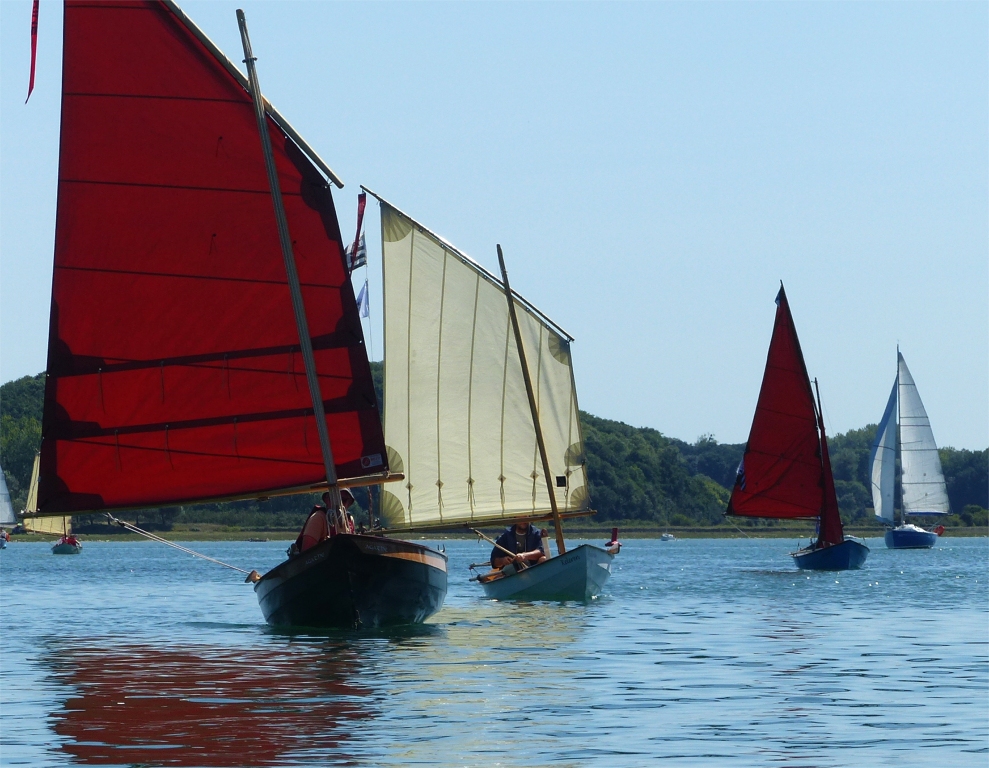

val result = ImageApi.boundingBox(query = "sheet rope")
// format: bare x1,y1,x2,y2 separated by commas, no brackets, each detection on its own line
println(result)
104,513,258,579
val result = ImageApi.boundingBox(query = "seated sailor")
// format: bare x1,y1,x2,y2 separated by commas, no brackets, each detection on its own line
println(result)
491,520,547,570
296,489,356,553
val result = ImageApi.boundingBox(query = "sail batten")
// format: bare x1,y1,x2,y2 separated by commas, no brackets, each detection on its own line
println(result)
39,0,384,516
376,196,588,529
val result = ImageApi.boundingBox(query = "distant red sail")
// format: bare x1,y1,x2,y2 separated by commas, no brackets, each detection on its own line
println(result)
816,402,845,546
726,286,823,520
39,0,385,514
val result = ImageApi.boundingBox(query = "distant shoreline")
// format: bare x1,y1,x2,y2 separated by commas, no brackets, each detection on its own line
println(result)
7,526,986,543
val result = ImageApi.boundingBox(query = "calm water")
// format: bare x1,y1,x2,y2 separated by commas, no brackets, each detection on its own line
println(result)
0,536,986,767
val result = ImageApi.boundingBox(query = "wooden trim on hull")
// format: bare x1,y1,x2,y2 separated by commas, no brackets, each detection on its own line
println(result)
255,535,448,629
792,538,869,571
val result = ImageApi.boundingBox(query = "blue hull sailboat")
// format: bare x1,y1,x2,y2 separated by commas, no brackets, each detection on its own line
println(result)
725,285,869,571
792,537,869,570
871,351,949,549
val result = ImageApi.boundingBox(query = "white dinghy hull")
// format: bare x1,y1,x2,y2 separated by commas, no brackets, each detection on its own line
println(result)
478,544,615,601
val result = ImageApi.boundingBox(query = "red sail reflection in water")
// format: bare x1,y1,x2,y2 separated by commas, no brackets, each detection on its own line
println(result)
52,643,370,766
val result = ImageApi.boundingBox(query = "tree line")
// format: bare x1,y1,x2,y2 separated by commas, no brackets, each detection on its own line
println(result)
2,369,986,530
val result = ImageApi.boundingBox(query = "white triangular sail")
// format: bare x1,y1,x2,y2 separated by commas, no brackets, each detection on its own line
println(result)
870,379,897,523
377,198,589,530
0,465,16,526
21,453,71,535
897,352,950,515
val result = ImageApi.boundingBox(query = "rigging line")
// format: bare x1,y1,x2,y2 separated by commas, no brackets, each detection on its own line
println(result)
363,260,375,363
726,518,752,538
104,513,257,578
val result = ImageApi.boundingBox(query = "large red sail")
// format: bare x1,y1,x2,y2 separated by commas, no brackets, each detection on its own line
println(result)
726,286,823,520
38,1,385,515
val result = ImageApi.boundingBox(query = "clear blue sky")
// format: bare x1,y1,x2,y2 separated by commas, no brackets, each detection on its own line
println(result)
2,1,986,450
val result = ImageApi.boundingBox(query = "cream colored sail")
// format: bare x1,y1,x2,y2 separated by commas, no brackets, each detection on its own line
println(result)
376,197,589,530
21,453,72,536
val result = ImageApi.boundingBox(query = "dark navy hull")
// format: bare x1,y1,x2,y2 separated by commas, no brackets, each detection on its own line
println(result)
792,538,869,571
885,526,938,549
254,534,448,629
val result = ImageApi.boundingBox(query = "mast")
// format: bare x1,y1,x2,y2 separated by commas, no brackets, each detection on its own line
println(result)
236,10,342,512
497,246,566,556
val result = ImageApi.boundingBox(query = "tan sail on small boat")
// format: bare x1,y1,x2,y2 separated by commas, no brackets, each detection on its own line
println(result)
21,454,80,554
366,191,619,600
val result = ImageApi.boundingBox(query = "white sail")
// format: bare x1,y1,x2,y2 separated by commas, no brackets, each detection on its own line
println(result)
870,379,897,523
897,352,950,515
378,198,589,530
0,464,16,526
20,453,72,535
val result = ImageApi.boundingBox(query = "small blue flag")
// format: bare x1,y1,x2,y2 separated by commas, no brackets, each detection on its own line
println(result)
356,280,369,318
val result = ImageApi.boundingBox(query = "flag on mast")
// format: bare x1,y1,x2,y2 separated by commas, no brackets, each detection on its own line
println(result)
356,280,369,318
26,0,39,103
345,191,368,273
345,232,367,272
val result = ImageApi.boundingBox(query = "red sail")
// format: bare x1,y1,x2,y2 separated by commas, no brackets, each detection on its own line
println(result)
726,286,823,519
816,401,845,547
39,1,385,514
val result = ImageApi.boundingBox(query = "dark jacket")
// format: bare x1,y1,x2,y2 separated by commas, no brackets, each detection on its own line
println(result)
491,525,543,564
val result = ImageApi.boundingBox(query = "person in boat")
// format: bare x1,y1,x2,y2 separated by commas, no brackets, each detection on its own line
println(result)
490,520,547,571
295,489,356,554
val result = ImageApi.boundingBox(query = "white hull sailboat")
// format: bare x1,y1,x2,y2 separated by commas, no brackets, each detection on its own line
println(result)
0,464,14,548
871,350,949,549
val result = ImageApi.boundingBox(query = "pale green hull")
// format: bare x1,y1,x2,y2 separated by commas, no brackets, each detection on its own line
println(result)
478,544,615,601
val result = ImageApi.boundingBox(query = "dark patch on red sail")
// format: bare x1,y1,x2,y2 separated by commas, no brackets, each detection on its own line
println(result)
39,0,384,514
726,287,823,520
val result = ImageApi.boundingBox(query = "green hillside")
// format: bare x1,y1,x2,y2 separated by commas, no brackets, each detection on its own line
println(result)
2,367,986,531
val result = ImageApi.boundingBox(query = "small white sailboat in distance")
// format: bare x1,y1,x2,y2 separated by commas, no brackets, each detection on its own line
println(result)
871,350,949,549
0,464,15,548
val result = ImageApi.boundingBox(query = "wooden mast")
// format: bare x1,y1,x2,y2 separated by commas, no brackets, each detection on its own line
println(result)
497,246,566,556
236,10,343,513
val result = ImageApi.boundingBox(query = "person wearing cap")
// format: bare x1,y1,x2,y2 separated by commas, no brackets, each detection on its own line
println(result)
490,520,546,570
295,489,356,553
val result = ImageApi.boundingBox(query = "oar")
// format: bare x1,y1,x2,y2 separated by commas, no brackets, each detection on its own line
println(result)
468,527,529,570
